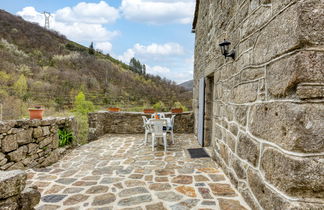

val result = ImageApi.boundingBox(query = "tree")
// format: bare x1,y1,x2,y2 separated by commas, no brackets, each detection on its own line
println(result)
129,57,147,74
13,74,28,98
142,64,146,75
73,91,94,115
88,42,95,55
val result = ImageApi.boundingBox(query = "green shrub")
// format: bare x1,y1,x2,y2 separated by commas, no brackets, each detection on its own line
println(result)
153,101,166,112
173,101,188,111
73,91,94,144
58,128,74,147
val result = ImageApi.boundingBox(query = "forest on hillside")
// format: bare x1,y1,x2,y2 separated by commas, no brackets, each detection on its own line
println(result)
0,10,192,121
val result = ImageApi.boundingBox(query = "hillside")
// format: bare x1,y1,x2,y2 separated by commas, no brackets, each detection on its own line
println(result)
179,80,193,91
0,9,192,120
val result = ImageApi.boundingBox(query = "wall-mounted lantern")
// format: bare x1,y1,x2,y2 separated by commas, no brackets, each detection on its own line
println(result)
219,39,235,60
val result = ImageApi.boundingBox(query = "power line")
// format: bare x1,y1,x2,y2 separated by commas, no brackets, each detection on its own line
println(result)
43,11,51,29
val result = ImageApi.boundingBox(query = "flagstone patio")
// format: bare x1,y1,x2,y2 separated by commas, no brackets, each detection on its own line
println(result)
26,134,250,210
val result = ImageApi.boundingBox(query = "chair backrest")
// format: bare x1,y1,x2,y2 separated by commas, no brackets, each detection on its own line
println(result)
142,116,150,130
150,119,167,136
151,113,165,119
159,113,166,118
170,115,175,126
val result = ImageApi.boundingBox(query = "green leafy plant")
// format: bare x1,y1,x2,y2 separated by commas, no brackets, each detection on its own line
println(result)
173,101,188,112
58,128,74,147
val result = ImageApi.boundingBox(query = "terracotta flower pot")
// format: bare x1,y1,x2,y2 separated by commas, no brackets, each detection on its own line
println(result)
28,108,44,120
171,108,183,113
108,107,120,112
143,109,155,114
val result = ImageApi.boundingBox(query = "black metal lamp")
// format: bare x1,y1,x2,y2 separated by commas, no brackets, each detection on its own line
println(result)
219,39,235,59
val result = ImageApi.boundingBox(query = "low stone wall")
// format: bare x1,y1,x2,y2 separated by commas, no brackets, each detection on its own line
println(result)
0,170,40,209
0,117,75,171
88,111,194,141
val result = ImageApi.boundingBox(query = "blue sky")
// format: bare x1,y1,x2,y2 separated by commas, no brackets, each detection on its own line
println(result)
0,0,195,84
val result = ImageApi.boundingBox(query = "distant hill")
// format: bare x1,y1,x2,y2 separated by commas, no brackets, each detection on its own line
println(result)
179,80,193,91
0,9,192,120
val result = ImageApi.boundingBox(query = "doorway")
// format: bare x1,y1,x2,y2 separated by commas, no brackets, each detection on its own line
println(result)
197,74,214,147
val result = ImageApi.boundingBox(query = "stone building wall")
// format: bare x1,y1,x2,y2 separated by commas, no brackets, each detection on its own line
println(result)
193,0,324,209
88,111,194,141
0,170,40,209
0,117,75,171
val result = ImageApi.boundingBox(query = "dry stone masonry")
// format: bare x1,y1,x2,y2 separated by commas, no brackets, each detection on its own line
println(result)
88,111,194,141
0,170,40,209
0,117,75,171
193,0,324,209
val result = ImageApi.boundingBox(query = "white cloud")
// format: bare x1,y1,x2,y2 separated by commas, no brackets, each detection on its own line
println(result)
17,7,44,24
120,0,195,24
118,42,184,63
55,1,119,24
17,2,119,44
134,43,184,56
146,65,171,74
95,42,112,53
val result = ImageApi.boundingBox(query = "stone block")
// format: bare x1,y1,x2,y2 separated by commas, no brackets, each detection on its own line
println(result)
20,186,41,209
266,51,324,98
225,132,236,152
27,143,38,154
39,136,53,148
0,170,26,199
260,147,324,199
237,182,261,210
242,5,272,39
8,145,28,162
16,129,33,145
8,162,25,170
0,162,14,170
249,102,324,153
241,67,265,82
0,195,19,210
253,4,300,64
42,126,51,136
230,154,247,180
229,123,238,136
296,83,324,99
271,0,297,15
234,105,248,126
237,133,260,167
231,82,258,104
298,0,324,45
0,121,16,133
40,149,60,167
33,127,43,138
220,143,229,166
1,134,18,153
247,167,291,210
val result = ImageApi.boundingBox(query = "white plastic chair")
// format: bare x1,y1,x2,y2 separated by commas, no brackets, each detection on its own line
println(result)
142,116,151,145
149,119,167,151
167,115,175,144
150,113,165,119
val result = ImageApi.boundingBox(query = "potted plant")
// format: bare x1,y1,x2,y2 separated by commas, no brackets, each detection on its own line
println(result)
108,107,120,112
143,108,155,114
171,108,183,113
28,105,44,120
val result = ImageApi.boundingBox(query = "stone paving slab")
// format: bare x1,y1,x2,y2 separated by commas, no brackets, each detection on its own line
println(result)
26,134,250,210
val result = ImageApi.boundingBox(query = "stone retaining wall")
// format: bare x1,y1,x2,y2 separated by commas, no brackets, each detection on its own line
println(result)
88,111,194,141
0,170,40,209
0,117,75,171
193,0,324,209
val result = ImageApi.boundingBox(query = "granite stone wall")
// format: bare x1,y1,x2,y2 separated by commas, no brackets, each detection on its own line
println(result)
193,0,324,209
88,111,194,141
0,170,40,209
0,117,75,171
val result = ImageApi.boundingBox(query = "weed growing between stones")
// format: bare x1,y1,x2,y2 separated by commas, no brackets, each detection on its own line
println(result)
58,128,74,147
